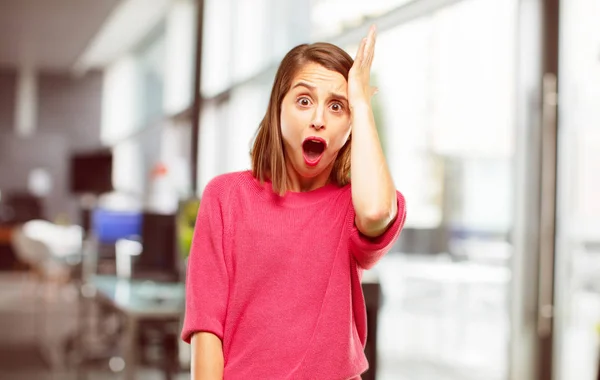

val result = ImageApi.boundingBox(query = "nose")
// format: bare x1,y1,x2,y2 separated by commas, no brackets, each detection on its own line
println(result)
311,106,325,130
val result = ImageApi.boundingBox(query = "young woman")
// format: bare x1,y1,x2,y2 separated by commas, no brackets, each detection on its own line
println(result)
182,26,406,380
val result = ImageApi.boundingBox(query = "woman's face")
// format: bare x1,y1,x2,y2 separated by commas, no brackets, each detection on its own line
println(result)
280,62,351,182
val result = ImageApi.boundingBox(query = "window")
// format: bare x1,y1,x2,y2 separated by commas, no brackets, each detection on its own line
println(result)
311,0,415,39
197,0,310,193
197,77,271,195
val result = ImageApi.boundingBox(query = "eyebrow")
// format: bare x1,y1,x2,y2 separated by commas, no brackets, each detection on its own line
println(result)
291,81,348,103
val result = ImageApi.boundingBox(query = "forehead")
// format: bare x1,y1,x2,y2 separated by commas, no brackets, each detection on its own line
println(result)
291,62,347,92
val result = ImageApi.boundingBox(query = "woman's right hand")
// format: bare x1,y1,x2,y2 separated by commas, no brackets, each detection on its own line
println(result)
191,332,224,380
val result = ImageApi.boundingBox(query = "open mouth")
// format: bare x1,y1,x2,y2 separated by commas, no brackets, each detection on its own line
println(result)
302,137,326,166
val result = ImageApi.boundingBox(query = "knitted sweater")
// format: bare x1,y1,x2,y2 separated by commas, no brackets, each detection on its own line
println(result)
182,170,406,379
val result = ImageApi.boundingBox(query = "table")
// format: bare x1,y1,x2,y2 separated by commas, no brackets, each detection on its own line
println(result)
86,276,185,380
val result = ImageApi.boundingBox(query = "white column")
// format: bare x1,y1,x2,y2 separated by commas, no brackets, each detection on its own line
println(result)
15,66,38,137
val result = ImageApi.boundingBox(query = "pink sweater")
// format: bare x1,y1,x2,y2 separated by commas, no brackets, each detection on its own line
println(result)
181,170,406,379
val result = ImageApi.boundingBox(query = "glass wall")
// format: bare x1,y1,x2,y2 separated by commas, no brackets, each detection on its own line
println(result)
352,1,516,378
197,0,311,194
101,0,197,203
555,0,600,378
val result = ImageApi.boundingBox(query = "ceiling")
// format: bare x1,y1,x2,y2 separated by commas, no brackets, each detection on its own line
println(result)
0,0,121,71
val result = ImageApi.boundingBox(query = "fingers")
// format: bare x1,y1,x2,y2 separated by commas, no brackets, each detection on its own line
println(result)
355,37,367,65
363,25,376,68
353,25,377,69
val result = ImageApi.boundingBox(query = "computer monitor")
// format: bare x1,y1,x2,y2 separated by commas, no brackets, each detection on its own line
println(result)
133,212,180,282
69,151,113,195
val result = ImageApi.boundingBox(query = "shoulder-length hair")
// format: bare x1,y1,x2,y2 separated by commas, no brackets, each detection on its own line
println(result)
250,42,354,195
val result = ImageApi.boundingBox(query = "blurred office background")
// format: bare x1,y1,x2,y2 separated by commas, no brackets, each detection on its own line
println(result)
0,0,598,379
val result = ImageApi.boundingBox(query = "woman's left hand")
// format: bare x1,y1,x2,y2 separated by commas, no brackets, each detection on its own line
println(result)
348,25,378,109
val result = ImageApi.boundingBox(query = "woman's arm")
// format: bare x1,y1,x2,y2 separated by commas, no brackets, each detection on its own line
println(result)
349,25,398,238
191,332,224,380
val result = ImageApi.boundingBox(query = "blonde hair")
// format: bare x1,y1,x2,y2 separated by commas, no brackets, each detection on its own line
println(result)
250,42,354,195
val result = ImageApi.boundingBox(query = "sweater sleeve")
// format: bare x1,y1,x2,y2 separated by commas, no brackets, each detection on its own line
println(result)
181,180,229,344
348,190,406,270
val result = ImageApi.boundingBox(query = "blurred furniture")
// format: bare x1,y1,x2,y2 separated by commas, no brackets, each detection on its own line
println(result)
87,210,179,282
361,274,381,380
12,224,68,281
0,223,19,270
0,225,13,243
133,212,179,282
92,208,142,245
87,208,143,275
79,275,184,380
77,211,181,379
11,220,83,276
0,192,45,270
11,219,83,368
2,192,45,223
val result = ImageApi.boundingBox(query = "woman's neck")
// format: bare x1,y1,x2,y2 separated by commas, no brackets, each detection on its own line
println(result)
284,159,334,193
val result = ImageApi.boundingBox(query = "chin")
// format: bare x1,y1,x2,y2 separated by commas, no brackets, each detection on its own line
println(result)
299,166,322,178
302,156,334,175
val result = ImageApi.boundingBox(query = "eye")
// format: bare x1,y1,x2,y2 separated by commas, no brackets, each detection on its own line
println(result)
330,102,344,112
297,97,311,107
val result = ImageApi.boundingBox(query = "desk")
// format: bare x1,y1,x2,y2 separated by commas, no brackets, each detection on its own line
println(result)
91,276,185,319
87,276,184,380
